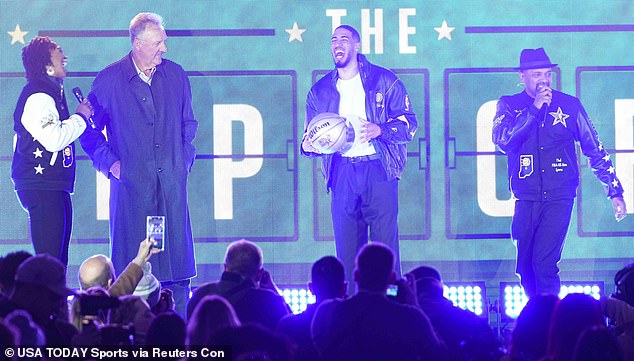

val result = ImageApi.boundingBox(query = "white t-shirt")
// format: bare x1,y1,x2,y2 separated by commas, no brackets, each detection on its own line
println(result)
336,73,376,157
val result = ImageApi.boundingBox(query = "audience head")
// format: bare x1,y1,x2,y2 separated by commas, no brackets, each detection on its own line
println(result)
572,325,623,361
546,293,605,361
409,265,442,282
110,295,156,345
145,311,186,347
4,310,45,347
224,240,263,283
509,294,559,360
0,321,17,358
409,265,444,302
187,295,241,346
211,324,293,361
133,263,161,308
0,251,32,296
13,254,74,323
354,243,395,293
309,256,346,301
78,255,116,290
613,263,634,307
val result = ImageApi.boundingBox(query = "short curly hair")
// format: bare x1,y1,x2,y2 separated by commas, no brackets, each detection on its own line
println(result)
22,36,57,81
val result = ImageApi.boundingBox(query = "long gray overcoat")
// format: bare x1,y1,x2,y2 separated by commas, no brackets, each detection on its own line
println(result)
80,53,197,281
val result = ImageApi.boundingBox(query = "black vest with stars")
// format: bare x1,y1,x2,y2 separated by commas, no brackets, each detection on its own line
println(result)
11,77,76,193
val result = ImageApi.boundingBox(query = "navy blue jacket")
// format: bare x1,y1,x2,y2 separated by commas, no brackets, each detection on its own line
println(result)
492,90,623,201
303,54,417,189
187,271,290,329
12,78,78,192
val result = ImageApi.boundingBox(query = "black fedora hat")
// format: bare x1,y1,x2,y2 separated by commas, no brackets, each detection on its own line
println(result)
518,48,557,70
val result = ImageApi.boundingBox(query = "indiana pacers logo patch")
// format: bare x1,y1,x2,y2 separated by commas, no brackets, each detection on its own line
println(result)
519,154,533,179
62,144,74,168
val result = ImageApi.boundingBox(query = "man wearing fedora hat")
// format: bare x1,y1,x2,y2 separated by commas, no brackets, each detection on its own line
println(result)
492,48,627,298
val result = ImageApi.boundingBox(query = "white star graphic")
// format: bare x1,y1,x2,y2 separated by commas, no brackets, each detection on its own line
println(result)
434,20,455,41
598,143,604,151
285,22,306,43
34,164,44,174
612,179,620,188
603,154,610,162
607,166,615,174
33,147,43,158
8,24,28,45
549,107,570,127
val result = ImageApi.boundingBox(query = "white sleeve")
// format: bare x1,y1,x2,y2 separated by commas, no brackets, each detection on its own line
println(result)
21,92,87,152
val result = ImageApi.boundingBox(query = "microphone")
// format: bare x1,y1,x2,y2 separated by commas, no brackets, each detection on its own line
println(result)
536,82,549,126
71,86,85,102
536,82,549,111
71,87,95,128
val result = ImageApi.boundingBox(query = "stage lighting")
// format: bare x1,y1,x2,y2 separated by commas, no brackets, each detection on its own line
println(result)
281,287,316,314
500,281,604,319
500,283,529,320
281,282,489,317
559,283,602,300
443,282,487,317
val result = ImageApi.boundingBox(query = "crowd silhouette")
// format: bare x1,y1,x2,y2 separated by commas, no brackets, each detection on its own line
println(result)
1,241,633,361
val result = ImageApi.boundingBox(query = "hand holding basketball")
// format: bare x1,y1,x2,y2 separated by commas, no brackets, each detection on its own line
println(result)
359,118,381,142
304,112,354,154
302,134,321,154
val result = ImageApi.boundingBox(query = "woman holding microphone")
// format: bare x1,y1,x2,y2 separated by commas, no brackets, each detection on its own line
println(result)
11,36,93,267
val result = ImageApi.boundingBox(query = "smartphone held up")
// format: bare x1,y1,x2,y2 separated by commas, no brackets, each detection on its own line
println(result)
147,216,165,251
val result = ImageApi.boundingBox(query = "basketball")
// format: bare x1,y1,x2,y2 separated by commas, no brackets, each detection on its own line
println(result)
306,113,354,154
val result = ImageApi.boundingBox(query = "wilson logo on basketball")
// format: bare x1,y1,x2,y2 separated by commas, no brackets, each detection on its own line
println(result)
307,112,354,154
308,121,331,140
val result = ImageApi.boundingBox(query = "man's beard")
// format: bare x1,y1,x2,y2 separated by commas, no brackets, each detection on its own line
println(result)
334,54,351,68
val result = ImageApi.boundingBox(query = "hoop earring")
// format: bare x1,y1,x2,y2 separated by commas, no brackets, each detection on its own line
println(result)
46,66,55,76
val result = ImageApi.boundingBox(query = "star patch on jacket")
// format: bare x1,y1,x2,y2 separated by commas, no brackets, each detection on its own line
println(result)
550,107,569,127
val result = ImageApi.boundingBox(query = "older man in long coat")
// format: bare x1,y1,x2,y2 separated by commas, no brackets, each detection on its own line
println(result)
80,13,197,316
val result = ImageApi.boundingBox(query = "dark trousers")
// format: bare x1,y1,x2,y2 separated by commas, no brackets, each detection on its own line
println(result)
330,158,400,292
512,199,574,298
16,190,72,267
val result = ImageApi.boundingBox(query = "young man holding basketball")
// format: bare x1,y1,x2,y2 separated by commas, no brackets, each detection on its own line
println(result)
301,25,417,289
